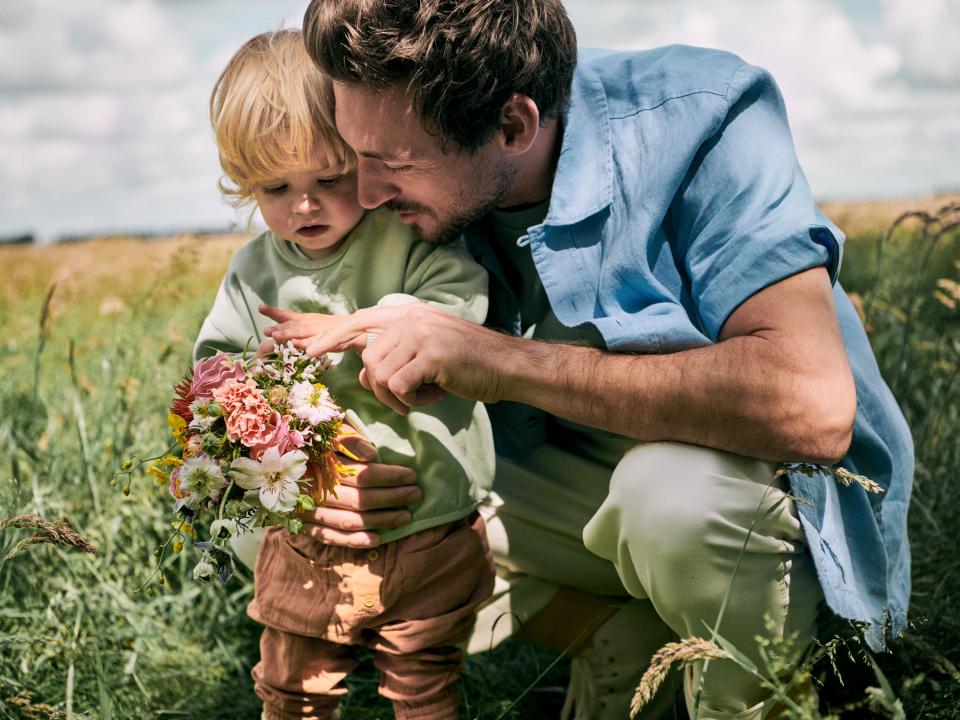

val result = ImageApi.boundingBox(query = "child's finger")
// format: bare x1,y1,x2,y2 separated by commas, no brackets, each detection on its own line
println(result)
270,320,318,341
254,338,277,357
265,322,297,341
289,321,317,337
259,304,296,323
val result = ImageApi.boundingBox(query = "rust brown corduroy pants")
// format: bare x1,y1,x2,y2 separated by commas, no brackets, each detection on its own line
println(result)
248,513,495,720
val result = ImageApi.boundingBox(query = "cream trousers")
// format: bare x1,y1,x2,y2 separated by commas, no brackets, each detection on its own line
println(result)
469,441,822,719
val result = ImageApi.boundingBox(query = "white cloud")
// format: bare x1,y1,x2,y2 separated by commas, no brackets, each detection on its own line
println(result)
0,0,208,237
0,0,957,238
565,0,959,199
884,0,960,85
0,0,310,239
0,0,191,91
568,0,901,129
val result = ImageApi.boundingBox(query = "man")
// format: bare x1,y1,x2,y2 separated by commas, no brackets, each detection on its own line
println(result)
277,1,913,717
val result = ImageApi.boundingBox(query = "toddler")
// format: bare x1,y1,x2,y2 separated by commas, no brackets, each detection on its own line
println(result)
197,29,495,720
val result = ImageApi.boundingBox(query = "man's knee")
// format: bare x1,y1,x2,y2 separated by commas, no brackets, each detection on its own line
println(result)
605,442,779,550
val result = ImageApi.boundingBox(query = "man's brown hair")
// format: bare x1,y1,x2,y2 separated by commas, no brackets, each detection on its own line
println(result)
303,0,577,152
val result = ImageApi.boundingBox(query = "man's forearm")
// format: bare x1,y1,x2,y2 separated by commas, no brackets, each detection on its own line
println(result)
504,333,853,464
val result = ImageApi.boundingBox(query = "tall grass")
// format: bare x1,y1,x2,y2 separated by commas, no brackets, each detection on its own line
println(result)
0,200,958,719
0,235,566,719
833,202,960,719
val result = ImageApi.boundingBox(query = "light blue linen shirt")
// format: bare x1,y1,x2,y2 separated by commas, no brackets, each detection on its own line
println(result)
467,45,913,650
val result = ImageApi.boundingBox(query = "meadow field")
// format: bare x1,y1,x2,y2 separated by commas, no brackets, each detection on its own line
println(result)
1,196,959,719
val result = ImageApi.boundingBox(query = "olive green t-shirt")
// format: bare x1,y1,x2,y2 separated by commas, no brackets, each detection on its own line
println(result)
482,204,636,469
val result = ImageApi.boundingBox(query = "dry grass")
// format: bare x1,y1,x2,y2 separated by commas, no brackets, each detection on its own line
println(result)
1,195,957,719
630,638,728,718
0,514,99,555
819,193,960,238
0,233,245,309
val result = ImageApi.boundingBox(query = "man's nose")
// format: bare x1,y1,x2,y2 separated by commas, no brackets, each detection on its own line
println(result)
356,160,398,209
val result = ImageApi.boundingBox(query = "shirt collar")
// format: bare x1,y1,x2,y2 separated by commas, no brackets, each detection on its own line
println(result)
544,60,613,227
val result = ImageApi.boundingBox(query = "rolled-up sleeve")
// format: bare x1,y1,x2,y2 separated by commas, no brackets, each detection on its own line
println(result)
669,62,843,340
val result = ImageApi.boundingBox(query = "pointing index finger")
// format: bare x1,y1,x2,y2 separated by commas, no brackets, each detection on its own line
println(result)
259,304,294,323
305,306,408,356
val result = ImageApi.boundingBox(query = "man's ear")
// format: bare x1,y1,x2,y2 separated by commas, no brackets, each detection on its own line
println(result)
499,94,541,156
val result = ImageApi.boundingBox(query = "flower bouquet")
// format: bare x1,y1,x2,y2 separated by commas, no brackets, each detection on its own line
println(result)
129,343,347,583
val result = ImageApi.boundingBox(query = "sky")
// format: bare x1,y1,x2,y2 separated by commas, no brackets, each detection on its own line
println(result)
1,0,958,241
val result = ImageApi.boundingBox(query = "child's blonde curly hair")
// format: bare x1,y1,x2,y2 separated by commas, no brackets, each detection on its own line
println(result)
210,29,355,205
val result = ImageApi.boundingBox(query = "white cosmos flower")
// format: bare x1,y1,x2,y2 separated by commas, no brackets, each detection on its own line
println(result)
229,447,308,513
288,381,343,426
178,455,226,504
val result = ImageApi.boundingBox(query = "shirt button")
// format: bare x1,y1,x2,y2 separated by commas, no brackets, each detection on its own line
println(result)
367,550,380,561
362,595,376,608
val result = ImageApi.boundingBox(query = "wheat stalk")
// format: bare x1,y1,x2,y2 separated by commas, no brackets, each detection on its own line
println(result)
5,690,66,719
0,514,99,563
833,467,885,494
630,637,729,718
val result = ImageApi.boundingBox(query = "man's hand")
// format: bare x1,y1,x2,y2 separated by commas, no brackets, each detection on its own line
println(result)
306,267,855,463
305,303,512,414
300,431,422,547
260,305,354,350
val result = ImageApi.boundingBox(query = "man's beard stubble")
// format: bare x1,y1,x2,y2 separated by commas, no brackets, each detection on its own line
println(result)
389,162,515,245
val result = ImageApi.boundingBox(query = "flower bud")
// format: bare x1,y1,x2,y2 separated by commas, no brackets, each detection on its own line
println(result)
193,556,216,583
201,432,224,455
210,518,238,540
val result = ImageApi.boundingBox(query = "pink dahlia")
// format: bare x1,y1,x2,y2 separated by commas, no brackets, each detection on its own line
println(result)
247,413,305,461
171,354,244,421
214,378,276,447
213,378,268,415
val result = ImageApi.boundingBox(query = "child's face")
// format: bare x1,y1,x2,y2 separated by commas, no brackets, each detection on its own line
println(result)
252,157,365,259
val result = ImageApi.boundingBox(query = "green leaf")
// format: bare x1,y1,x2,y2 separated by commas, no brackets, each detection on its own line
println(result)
707,627,758,674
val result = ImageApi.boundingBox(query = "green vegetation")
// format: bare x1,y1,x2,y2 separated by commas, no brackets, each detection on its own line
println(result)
1,201,958,718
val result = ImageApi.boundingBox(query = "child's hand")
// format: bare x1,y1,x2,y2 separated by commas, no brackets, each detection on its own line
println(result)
260,305,345,350
254,337,277,358
299,425,420,547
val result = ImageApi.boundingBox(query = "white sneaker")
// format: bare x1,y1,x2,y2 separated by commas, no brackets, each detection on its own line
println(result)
561,601,678,720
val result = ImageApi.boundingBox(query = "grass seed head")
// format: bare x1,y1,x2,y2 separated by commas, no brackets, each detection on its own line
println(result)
630,637,728,718
0,514,99,555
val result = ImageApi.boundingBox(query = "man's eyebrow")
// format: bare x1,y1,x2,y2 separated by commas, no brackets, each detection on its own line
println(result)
358,150,395,161
358,149,419,163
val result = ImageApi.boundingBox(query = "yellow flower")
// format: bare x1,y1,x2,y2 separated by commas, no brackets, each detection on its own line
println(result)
160,454,183,468
147,464,169,484
173,520,197,539
167,413,188,445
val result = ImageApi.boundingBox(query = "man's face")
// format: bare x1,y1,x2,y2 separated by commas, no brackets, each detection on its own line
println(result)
333,82,514,244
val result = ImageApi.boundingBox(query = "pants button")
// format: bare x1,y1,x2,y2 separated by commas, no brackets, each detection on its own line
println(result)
367,550,380,561
362,595,376,608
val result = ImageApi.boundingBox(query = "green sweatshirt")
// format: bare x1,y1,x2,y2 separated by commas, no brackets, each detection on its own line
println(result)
193,208,494,542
